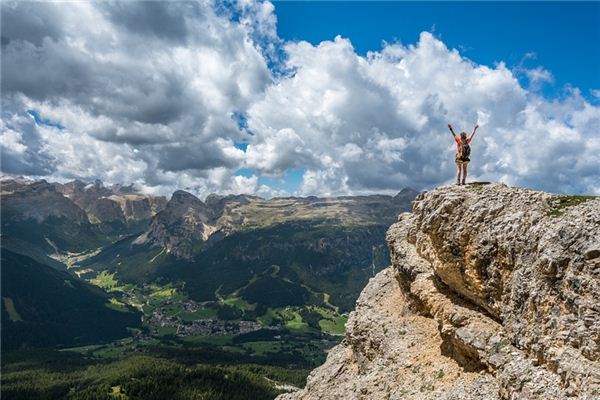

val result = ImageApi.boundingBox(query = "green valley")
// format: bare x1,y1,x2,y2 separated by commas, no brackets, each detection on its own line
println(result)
1,249,141,350
1,177,417,399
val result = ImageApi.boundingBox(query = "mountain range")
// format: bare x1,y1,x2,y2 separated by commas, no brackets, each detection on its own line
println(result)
0,175,418,351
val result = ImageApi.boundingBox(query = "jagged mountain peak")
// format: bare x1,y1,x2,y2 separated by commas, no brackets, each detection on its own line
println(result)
170,189,204,204
393,186,420,203
162,190,210,218
137,187,422,261
138,189,214,259
396,186,418,196
1,178,88,224
52,178,167,224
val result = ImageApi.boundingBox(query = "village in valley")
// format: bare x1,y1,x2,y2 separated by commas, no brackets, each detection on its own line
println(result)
145,298,264,337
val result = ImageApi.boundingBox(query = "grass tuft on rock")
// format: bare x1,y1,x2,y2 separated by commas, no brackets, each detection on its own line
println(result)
546,195,596,217
466,182,492,191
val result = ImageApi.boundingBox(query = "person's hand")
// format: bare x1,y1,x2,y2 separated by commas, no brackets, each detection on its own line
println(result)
474,124,479,130
448,124,453,130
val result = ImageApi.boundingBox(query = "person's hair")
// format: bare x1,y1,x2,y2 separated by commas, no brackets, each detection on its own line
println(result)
460,132,467,140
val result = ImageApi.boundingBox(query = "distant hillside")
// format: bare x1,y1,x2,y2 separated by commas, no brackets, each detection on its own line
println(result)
1,249,141,350
0,178,419,397
53,178,167,236
1,177,166,265
1,180,106,259
81,188,418,312
132,189,418,260
1,177,419,345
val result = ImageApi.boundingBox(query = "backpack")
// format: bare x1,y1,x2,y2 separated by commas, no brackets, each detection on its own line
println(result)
460,141,471,158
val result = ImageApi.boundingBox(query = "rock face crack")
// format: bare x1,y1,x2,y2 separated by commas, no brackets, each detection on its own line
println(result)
278,184,600,400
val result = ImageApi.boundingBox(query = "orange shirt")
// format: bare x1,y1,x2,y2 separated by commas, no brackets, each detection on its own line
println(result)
454,136,471,153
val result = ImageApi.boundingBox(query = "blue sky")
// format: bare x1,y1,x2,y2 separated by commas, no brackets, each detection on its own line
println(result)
275,1,600,100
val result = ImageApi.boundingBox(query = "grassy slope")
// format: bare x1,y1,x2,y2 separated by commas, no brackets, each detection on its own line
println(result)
1,249,141,350
82,220,390,312
1,215,107,254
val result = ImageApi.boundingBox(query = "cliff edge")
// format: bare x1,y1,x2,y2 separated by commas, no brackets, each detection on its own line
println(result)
278,183,599,400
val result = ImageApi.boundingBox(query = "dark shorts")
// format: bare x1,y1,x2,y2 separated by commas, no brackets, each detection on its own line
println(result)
456,156,470,164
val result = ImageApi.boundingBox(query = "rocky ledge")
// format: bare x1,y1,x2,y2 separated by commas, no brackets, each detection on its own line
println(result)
278,183,599,400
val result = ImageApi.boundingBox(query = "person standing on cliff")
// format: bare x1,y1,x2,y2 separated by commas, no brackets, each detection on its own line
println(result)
448,123,479,185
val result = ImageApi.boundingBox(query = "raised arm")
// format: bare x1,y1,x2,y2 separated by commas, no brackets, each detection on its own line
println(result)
469,124,479,141
448,123,457,137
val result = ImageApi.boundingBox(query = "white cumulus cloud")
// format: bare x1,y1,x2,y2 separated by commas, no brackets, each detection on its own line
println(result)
246,32,600,195
1,0,274,197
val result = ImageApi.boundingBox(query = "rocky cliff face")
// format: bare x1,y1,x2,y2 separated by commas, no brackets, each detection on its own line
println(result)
1,179,105,256
1,177,170,257
279,183,599,400
1,179,90,224
136,189,418,261
55,179,112,211
86,197,127,225
54,179,167,223
135,190,216,259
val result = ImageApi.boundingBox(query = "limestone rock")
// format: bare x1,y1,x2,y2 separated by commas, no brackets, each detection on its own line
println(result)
1,179,89,224
136,188,417,260
138,190,216,259
280,183,599,400
87,197,126,225
54,178,167,223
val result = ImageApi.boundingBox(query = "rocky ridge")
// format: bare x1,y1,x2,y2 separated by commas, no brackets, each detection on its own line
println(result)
53,179,167,224
1,177,167,227
135,188,419,260
135,190,217,259
279,183,599,400
1,176,418,263
1,179,89,224
0,177,169,259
